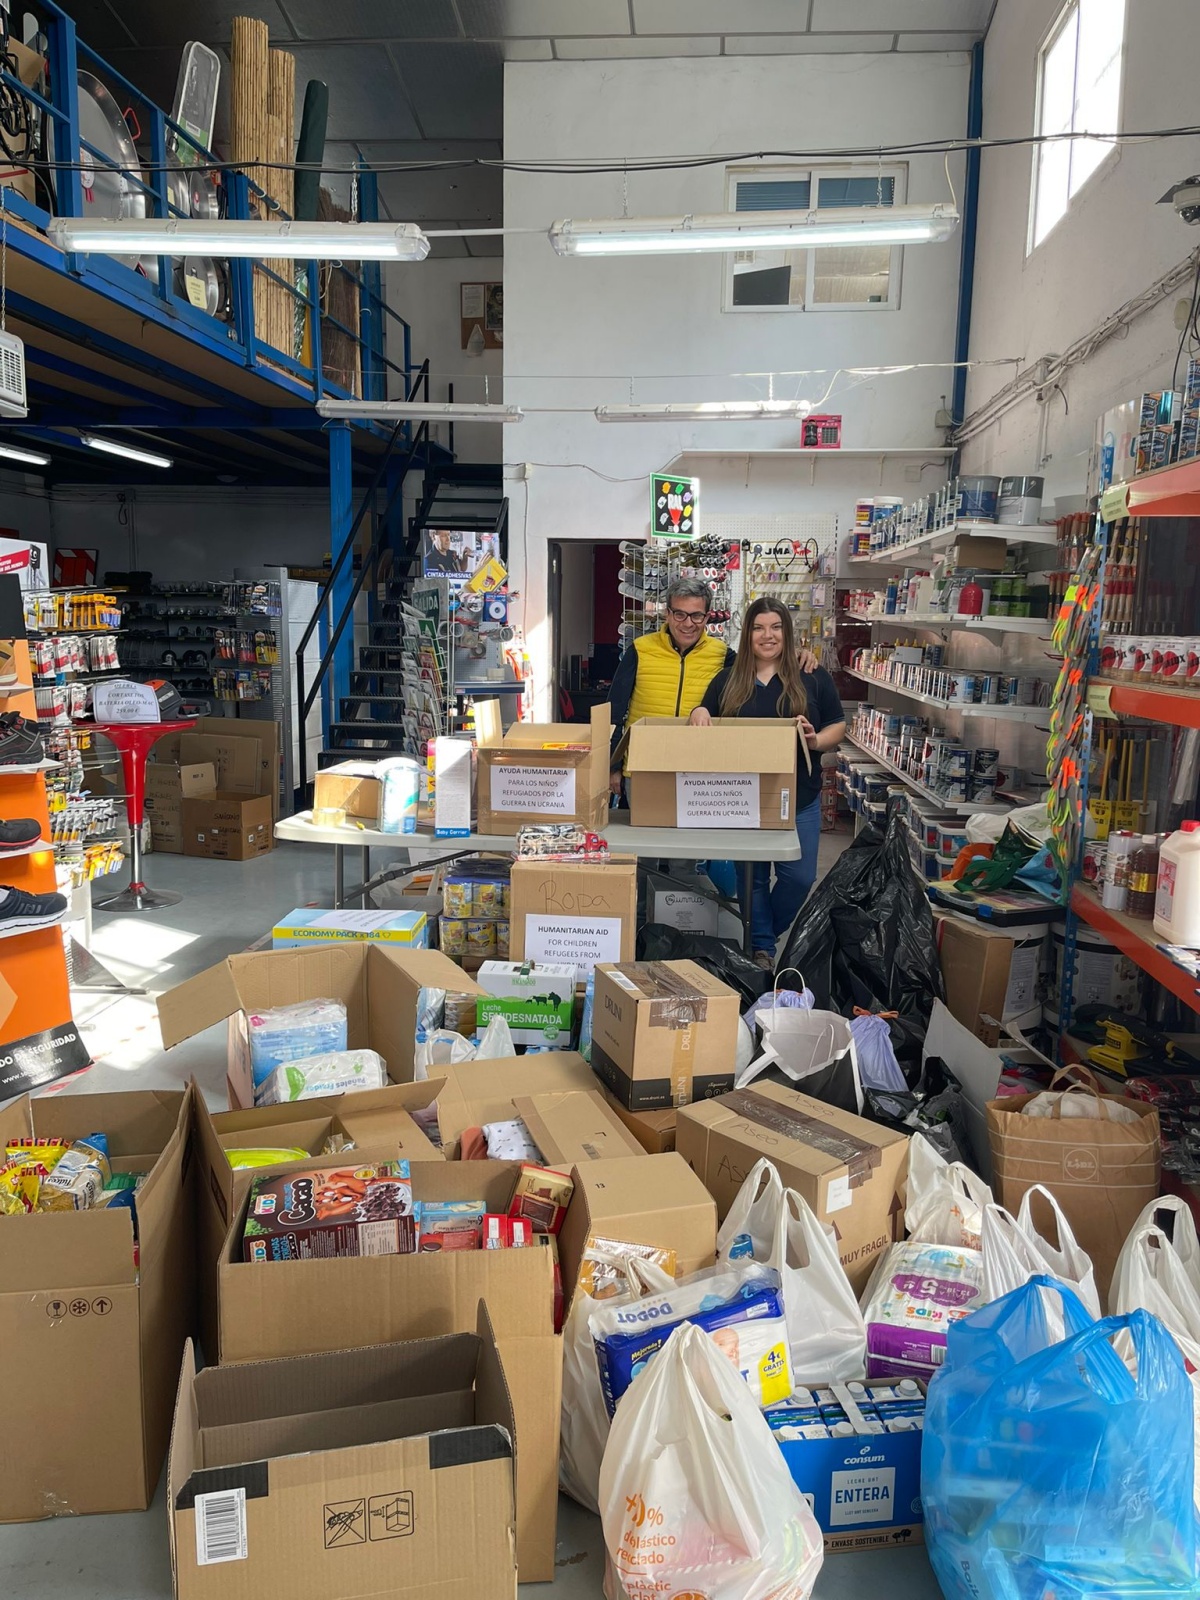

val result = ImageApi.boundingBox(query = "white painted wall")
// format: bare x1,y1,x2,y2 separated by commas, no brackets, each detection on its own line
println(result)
961,0,1200,497
503,52,970,712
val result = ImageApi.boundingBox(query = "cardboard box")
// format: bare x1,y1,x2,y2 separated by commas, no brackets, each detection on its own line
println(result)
157,944,484,1110
182,792,274,860
435,1050,609,1155
623,717,797,829
0,1086,194,1522
589,959,741,1112
313,759,382,821
433,736,473,837
600,1089,678,1153
192,1079,445,1362
146,762,217,854
475,699,611,835
676,1082,909,1294
272,907,429,949
168,1310,518,1600
509,856,637,979
937,914,1045,1044
952,533,1007,572
476,959,577,1047
651,887,720,935
175,715,281,819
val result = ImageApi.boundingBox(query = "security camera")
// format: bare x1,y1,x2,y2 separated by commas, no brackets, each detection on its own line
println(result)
1159,176,1200,225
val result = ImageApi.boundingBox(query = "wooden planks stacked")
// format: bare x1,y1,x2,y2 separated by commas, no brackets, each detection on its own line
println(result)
230,15,297,357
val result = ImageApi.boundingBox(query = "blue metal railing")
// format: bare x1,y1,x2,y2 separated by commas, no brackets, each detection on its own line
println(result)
0,0,417,402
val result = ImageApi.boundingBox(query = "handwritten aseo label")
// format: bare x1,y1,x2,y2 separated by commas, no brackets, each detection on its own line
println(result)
490,765,576,815
676,771,759,827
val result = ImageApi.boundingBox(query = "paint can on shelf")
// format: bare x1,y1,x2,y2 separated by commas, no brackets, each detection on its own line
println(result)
956,474,1000,521
1101,829,1137,911
1045,919,1144,1028
997,475,1045,526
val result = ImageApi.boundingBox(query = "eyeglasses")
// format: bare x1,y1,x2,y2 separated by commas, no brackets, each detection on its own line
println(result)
667,606,709,625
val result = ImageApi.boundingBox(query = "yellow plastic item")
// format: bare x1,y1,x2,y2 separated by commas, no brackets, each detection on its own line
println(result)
225,1147,311,1170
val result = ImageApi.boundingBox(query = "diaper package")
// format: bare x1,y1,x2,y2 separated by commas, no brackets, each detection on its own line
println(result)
254,1048,387,1107
861,1240,984,1380
589,1263,793,1419
246,998,349,1095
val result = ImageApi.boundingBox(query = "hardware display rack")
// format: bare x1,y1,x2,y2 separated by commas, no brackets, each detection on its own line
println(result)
399,578,524,757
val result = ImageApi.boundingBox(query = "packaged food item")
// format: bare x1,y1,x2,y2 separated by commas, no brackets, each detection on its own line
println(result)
589,1262,793,1419
415,1199,485,1252
509,1163,574,1234
482,1213,513,1248
577,1236,678,1300
39,1133,111,1211
466,917,496,956
242,1160,414,1261
322,1132,357,1156
0,1159,48,1214
861,1240,984,1380
439,917,467,956
246,997,348,1095
475,880,502,917
5,1137,69,1171
510,1216,534,1247
254,1047,388,1107
226,1147,312,1170
483,1118,544,1163
104,1172,145,1193
442,880,474,917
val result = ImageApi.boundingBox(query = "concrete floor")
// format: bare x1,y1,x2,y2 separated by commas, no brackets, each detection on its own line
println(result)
0,830,942,1600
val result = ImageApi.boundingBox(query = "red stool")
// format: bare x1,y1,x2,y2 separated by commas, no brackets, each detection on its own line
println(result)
92,719,195,913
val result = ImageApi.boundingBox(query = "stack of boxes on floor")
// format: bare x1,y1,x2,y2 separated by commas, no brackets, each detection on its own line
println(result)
145,717,279,861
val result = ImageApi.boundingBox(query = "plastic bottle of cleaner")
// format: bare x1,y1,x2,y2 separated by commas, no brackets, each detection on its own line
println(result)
1154,821,1200,946
957,573,984,617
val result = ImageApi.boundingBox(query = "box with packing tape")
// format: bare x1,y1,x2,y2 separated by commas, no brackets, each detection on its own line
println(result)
589,960,741,1112
621,716,798,830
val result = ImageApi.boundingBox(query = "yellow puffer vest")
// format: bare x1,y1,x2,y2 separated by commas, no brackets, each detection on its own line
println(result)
625,628,728,767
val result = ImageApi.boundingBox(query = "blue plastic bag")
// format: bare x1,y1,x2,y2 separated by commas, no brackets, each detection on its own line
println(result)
848,1010,907,1092
924,1276,1200,1600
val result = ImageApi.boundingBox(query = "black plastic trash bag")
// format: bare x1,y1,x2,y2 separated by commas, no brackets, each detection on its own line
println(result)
636,923,772,1007
775,815,944,1080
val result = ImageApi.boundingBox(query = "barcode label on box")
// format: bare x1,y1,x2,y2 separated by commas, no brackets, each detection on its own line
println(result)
195,1488,248,1565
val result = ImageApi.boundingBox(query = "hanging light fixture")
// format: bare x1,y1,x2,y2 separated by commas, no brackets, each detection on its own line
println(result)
316,399,524,424
0,442,50,466
595,400,815,423
550,204,960,256
47,218,431,261
80,433,173,469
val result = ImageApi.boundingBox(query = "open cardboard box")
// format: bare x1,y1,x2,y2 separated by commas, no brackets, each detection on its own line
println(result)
168,1307,518,1600
0,1087,194,1522
157,944,483,1110
621,716,798,829
192,1078,446,1362
163,715,281,820
475,698,611,834
213,1151,715,1579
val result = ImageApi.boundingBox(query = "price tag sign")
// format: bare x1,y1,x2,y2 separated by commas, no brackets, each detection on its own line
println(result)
92,679,161,723
1086,683,1117,720
1100,483,1130,523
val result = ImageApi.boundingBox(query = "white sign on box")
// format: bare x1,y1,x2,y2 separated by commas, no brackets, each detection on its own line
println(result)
676,771,759,827
491,765,576,816
524,914,623,982
91,679,162,723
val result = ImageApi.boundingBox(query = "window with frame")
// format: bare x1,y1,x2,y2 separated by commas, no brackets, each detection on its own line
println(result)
1031,0,1126,250
724,164,906,313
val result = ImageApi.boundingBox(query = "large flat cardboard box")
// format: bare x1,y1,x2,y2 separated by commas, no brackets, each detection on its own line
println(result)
624,717,798,830
192,1079,446,1362
600,1088,678,1153
157,944,484,1111
145,761,216,854
174,715,281,819
312,759,383,821
215,1157,564,1580
589,959,741,1112
168,1310,518,1600
182,792,274,861
436,1050,603,1155
676,1082,909,1294
475,699,611,835
0,1087,194,1522
936,913,1044,1044
509,856,637,979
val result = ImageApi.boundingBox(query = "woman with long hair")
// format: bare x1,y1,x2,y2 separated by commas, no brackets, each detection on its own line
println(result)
689,596,846,969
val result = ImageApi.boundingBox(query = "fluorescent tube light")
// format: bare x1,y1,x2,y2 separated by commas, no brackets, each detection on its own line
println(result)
0,442,50,466
550,204,960,256
596,400,815,423
316,400,524,424
47,218,431,261
80,433,173,469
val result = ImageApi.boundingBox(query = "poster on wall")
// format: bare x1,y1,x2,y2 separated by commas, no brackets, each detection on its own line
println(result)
650,473,699,541
461,281,503,350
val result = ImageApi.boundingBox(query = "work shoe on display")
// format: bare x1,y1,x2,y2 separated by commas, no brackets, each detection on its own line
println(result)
0,884,68,932
0,639,18,688
0,713,44,765
0,818,43,851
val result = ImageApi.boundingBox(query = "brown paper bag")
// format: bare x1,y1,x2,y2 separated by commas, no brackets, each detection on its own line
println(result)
987,1068,1160,1302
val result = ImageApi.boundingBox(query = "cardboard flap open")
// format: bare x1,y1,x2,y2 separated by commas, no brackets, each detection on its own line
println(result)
167,1340,199,1581
474,1301,517,1460
435,1052,596,1147
157,960,246,1049
474,698,504,748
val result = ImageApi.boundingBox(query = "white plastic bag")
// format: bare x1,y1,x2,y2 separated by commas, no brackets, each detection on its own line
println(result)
717,1159,866,1385
560,1252,675,1514
1023,1085,1140,1122
475,1013,515,1061
598,1322,824,1600
904,1131,992,1249
412,1027,476,1081
981,1185,1101,1318
736,1006,862,1111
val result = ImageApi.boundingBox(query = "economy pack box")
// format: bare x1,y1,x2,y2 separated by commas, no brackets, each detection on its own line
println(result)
272,907,429,950
475,959,577,1048
192,1079,446,1362
145,761,217,854
509,856,637,979
676,1081,909,1294
589,959,741,1112
623,717,797,829
475,699,611,835
157,943,484,1110
168,1311,518,1600
182,791,274,861
312,760,382,821
435,1052,643,1164
0,1086,194,1522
